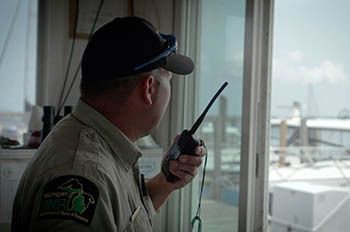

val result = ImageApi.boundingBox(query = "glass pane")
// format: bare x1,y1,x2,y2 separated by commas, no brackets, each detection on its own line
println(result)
0,0,38,144
269,0,350,231
195,1,246,231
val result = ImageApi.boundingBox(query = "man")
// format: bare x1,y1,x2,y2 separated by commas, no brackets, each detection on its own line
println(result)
12,16,206,231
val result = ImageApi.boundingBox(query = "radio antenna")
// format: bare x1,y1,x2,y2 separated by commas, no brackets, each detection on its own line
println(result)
189,82,228,134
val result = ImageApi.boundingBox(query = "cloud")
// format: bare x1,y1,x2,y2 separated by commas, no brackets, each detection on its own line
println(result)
288,50,303,63
273,50,347,84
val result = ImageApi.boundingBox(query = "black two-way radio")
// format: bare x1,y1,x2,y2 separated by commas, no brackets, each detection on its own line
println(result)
161,81,229,182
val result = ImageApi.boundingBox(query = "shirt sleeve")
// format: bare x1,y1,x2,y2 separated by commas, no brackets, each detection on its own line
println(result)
33,174,118,232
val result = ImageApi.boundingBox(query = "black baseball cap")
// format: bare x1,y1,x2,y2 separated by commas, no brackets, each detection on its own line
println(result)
81,16,194,80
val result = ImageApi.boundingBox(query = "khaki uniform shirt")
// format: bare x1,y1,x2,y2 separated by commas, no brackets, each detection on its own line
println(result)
12,99,156,232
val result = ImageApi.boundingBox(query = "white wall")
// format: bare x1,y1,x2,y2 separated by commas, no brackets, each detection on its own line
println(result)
36,0,128,110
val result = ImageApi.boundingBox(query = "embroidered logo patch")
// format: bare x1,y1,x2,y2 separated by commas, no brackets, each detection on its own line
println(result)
39,175,99,225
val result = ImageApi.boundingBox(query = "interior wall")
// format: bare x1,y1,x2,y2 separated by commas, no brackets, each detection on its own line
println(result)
36,0,128,111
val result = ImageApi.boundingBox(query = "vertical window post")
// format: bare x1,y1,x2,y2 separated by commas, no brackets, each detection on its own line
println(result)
239,0,274,231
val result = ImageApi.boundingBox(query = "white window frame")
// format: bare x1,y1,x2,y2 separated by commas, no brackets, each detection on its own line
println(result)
238,0,274,231
165,0,275,231
162,0,201,231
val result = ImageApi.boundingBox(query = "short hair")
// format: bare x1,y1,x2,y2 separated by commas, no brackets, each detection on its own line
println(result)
80,69,164,102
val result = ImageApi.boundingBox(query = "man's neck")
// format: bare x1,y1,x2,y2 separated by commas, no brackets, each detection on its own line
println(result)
82,97,145,142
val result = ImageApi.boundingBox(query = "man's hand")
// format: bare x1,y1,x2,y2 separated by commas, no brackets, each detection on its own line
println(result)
146,135,206,211
162,135,207,190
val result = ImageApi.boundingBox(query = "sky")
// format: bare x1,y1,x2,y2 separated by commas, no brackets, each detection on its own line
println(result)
0,0,349,119
271,0,350,118
199,0,350,119
199,0,245,117
0,0,37,113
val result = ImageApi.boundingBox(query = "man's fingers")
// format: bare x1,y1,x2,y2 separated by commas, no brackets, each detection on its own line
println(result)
178,155,203,167
163,138,207,189
169,169,193,184
178,163,197,176
169,160,198,177
195,146,207,156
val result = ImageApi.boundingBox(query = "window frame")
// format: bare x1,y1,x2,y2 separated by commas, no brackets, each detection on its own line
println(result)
238,0,274,231
165,0,275,231
164,1,201,231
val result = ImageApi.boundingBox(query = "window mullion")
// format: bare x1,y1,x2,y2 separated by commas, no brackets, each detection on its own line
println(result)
239,0,273,231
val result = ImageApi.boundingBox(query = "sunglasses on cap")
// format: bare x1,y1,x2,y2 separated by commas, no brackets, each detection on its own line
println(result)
134,34,177,71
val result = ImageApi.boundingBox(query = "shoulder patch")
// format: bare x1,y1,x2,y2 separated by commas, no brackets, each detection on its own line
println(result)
39,175,99,226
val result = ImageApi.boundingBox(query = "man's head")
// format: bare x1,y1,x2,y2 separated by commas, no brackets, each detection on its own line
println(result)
79,16,194,139
80,16,193,88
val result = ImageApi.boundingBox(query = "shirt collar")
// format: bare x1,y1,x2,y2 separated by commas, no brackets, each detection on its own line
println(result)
72,99,142,171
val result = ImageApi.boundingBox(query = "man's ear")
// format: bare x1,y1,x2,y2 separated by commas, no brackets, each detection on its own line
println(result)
142,75,156,105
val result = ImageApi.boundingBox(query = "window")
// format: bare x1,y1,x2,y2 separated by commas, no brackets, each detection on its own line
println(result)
0,0,38,144
164,1,273,231
194,0,246,231
269,0,350,231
